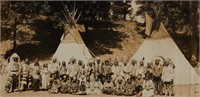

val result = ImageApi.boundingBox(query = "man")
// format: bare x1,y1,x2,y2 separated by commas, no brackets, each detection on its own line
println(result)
48,58,60,80
68,57,79,81
94,58,102,80
77,81,87,95
121,61,131,81
146,62,153,80
69,77,79,94
136,60,146,78
60,74,70,93
153,59,163,95
78,63,87,85
101,60,112,84
111,59,121,81
135,74,144,97
102,78,114,94
114,76,125,95
6,53,20,92
130,59,137,79
162,59,175,96
59,61,67,77
19,59,30,91
124,78,135,96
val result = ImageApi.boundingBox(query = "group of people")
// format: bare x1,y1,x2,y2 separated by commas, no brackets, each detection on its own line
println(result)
5,53,175,97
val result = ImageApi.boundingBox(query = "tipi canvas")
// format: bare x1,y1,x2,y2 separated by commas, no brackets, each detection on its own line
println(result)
52,5,93,64
128,13,200,85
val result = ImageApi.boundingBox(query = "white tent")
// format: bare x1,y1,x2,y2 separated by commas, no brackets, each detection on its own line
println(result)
128,12,200,85
53,35,93,64
52,5,93,64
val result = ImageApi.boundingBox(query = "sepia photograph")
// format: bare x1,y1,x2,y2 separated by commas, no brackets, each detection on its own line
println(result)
0,0,200,97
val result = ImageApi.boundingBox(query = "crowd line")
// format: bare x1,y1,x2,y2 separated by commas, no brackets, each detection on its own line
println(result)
3,53,175,97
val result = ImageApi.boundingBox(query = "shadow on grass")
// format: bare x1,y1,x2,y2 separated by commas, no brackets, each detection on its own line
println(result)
4,18,63,61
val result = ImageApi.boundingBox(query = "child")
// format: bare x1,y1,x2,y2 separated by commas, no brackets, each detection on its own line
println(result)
41,64,50,90
142,74,154,97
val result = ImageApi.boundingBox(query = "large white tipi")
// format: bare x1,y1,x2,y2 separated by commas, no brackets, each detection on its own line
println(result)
128,12,200,85
52,5,93,64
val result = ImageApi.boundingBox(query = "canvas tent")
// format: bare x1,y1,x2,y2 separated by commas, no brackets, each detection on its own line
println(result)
128,12,200,85
52,5,93,64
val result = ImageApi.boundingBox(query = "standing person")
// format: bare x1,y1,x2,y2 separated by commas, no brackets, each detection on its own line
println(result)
68,57,79,81
142,74,154,97
152,59,163,95
59,61,67,78
101,60,112,84
19,59,30,91
94,58,102,80
146,62,153,80
30,59,41,91
130,59,138,80
136,60,146,78
121,61,131,81
162,59,175,96
6,53,20,92
48,58,60,80
111,59,121,81
78,63,87,85
41,63,50,90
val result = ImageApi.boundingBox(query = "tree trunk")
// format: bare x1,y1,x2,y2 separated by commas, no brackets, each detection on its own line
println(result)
189,1,198,66
13,18,17,51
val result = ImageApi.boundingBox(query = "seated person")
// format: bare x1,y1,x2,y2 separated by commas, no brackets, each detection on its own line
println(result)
77,81,87,95
135,74,144,96
60,74,70,94
69,77,78,94
114,76,125,95
124,78,135,96
48,79,61,94
94,78,103,94
142,75,154,97
102,78,114,94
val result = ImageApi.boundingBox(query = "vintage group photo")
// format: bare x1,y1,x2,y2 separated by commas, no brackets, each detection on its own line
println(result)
0,0,200,97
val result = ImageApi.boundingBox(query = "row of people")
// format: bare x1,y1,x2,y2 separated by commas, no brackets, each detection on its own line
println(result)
5,53,175,96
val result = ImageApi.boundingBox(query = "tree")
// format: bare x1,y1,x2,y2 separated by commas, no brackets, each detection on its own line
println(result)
111,1,132,20
136,1,199,66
